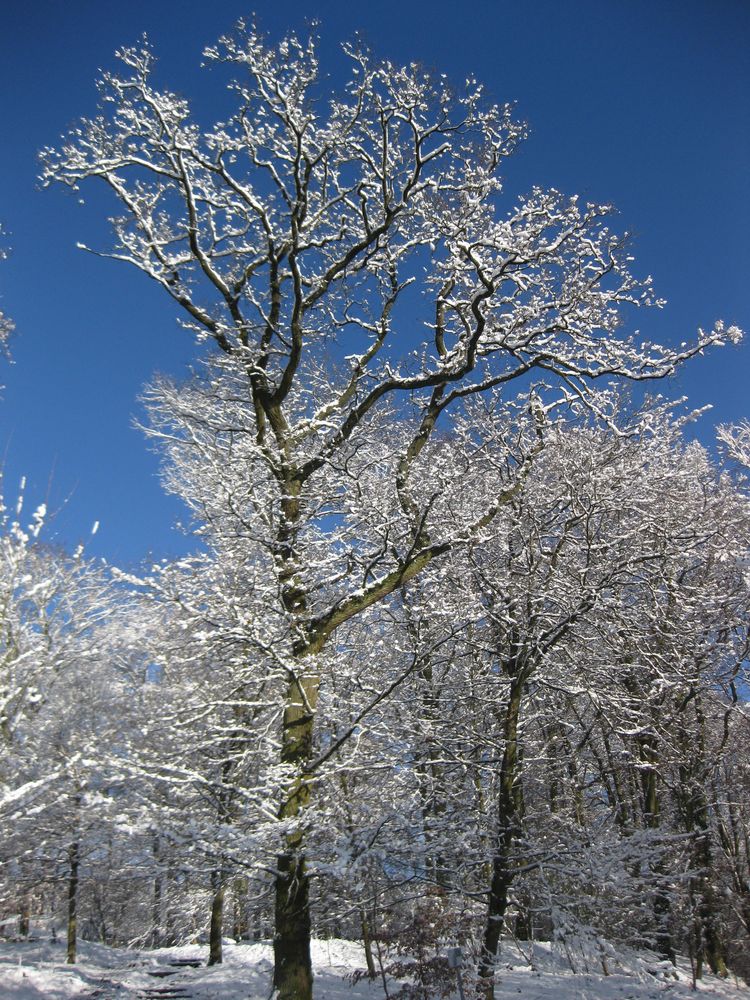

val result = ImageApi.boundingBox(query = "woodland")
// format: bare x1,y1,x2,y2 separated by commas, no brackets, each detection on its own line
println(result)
1,23,750,1000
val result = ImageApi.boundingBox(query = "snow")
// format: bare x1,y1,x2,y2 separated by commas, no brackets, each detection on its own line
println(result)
0,938,748,1000
0,938,384,1000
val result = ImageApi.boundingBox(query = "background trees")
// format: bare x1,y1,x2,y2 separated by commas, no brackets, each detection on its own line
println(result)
1,395,748,995
0,488,135,960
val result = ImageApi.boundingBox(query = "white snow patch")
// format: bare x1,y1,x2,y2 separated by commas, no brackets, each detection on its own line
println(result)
0,937,747,999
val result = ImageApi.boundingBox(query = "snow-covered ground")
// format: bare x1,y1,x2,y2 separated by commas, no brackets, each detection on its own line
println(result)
0,936,748,999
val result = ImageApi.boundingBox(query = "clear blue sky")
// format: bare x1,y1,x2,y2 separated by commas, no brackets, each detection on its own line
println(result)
0,0,747,566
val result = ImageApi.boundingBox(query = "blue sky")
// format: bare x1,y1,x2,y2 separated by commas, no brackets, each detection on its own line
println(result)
0,0,748,566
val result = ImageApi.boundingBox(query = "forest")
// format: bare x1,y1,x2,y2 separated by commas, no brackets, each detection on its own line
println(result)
1,22,749,1000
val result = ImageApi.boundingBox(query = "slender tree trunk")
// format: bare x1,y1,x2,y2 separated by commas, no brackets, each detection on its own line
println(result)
67,841,79,964
409,643,450,887
208,759,236,968
698,886,728,977
565,741,585,828
208,872,225,966
18,893,30,938
600,725,632,831
478,669,526,1000
638,732,676,965
678,696,728,979
233,876,249,942
693,913,705,981
151,834,162,948
165,860,178,947
514,892,532,942
361,909,377,980
269,469,434,997
690,806,727,978
337,772,377,979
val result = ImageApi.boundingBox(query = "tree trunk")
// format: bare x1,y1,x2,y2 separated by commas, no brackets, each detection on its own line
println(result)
361,909,377,979
677,696,728,979
691,814,727,978
165,860,178,947
410,649,449,887
478,670,526,1000
67,841,79,964
233,876,249,942
273,847,313,999
18,893,30,938
514,894,532,942
337,773,377,980
208,875,225,966
699,886,728,978
269,470,437,996
272,665,318,1000
151,834,162,948
638,732,676,965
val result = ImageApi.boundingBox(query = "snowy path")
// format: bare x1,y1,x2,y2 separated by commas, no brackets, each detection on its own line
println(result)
1,937,749,999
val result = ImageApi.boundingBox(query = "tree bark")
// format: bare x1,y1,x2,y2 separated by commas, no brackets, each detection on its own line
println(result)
151,834,162,949
638,732,676,965
18,893,30,938
677,696,728,979
361,909,377,980
690,800,727,978
268,470,450,998
414,656,448,887
273,846,313,999
67,841,79,965
233,876,249,942
478,669,526,1000
208,872,225,966
272,473,319,1000
272,666,318,1000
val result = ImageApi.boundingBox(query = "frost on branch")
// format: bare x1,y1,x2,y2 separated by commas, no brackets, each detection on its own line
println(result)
0,229,14,354
718,419,750,474
40,25,739,420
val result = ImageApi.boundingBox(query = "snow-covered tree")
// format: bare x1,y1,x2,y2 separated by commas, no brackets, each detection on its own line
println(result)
0,485,131,962
296,397,750,993
42,23,743,999
719,421,750,475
